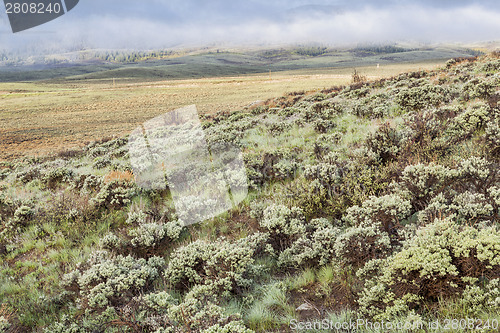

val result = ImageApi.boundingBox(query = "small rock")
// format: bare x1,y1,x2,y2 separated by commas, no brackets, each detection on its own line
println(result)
296,303,314,312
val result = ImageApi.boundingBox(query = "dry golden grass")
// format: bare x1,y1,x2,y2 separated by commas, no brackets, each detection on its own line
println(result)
104,170,135,184
0,61,444,160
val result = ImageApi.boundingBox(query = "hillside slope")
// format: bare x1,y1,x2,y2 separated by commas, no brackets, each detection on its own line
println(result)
0,53,499,331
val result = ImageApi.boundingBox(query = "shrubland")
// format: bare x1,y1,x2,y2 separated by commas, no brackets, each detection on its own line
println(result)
0,54,499,332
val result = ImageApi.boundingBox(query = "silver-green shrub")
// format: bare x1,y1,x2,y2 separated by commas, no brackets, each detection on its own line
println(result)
462,77,498,100
303,160,343,195
485,117,500,156
399,163,456,209
99,232,123,251
358,217,500,320
278,224,341,268
396,83,445,111
167,285,253,332
126,210,149,225
449,192,494,221
489,186,500,205
90,180,134,209
80,174,103,194
64,252,164,309
42,166,75,189
92,156,112,169
365,123,402,163
334,225,392,268
459,279,500,316
457,156,492,181
343,194,411,231
129,220,183,248
260,204,306,236
165,233,267,295
260,204,306,251
454,102,491,133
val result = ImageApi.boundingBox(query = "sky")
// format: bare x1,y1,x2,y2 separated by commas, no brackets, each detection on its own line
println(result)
1,0,500,53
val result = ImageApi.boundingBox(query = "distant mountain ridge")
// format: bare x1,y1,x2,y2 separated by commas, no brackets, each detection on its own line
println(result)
0,45,486,82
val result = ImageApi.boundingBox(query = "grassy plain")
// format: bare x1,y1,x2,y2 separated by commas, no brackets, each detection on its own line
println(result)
0,60,445,160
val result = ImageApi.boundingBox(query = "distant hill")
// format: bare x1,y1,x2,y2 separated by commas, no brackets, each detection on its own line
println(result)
0,45,484,82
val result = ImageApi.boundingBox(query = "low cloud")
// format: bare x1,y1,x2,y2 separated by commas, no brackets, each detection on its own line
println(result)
0,1,499,54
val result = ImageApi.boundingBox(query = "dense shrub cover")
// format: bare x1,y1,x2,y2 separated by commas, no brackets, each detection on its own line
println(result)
358,218,500,320
1,54,499,331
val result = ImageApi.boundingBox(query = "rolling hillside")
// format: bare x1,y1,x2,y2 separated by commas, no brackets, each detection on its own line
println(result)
0,45,482,82
0,52,499,332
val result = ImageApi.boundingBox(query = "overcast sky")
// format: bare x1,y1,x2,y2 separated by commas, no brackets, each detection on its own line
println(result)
1,0,500,53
